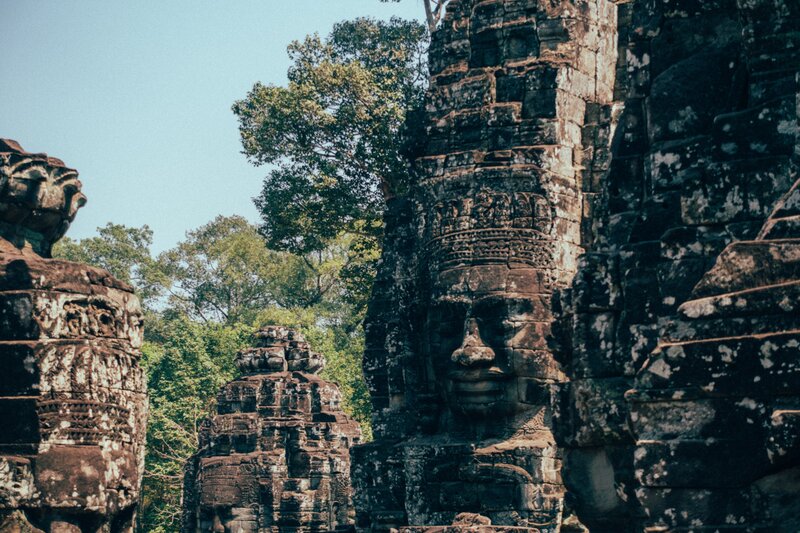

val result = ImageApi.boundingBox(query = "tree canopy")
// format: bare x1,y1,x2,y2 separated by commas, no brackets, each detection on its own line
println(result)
233,17,428,255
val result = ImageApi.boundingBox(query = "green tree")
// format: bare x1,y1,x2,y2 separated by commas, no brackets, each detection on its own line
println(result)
156,215,286,324
233,17,428,257
138,318,252,533
155,215,369,324
54,223,166,307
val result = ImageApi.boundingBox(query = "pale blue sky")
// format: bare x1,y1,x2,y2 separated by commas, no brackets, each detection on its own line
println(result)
1,0,423,252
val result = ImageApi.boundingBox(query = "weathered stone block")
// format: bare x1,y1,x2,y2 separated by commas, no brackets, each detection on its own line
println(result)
0,140,147,532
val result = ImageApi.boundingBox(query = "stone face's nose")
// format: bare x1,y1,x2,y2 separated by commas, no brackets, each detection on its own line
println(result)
451,318,495,367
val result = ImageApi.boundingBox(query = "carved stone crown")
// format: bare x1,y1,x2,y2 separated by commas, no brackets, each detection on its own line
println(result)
424,189,555,270
0,138,87,256
235,325,325,374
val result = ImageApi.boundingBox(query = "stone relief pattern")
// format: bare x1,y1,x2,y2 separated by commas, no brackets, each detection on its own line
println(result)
552,1,800,532
353,0,617,531
0,140,147,533
181,326,361,533
2,1,797,531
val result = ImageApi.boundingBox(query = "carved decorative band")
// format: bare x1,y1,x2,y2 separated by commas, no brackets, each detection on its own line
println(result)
425,229,557,270
424,190,554,241
38,399,134,444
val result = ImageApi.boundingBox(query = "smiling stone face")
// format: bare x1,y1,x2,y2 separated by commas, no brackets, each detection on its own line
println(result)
425,264,564,421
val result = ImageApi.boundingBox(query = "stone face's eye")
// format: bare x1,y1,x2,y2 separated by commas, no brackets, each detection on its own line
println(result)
470,299,512,346
426,301,468,359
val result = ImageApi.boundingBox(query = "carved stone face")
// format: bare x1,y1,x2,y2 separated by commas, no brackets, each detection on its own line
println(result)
0,141,86,254
424,265,560,419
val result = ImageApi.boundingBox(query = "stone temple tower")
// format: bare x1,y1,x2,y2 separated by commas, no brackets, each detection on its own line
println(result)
181,326,362,533
0,139,148,532
351,0,617,530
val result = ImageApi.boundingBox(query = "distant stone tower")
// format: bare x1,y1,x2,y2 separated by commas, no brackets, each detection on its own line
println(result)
181,326,362,533
0,139,147,532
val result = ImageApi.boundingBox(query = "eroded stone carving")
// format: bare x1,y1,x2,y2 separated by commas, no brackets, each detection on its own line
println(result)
628,126,800,531
0,139,147,532
181,326,361,533
352,0,617,530
355,0,798,530
553,1,800,531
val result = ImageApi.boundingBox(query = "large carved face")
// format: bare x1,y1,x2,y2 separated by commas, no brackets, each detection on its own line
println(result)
424,265,562,419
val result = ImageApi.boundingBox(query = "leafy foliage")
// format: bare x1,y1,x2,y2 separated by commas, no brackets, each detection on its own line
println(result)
138,319,252,533
233,17,428,255
157,215,295,324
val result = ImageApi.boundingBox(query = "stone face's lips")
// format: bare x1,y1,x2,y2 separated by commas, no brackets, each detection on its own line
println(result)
448,369,510,402
448,368,509,383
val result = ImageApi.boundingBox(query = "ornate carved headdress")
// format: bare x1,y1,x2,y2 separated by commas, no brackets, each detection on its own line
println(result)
422,185,556,272
0,139,86,255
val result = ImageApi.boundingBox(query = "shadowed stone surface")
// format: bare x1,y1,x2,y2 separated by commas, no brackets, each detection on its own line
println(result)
0,140,147,532
352,0,616,530
626,168,800,531
181,326,361,533
552,1,800,531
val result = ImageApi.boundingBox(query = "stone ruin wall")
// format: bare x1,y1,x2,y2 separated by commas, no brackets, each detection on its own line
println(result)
181,326,361,533
355,0,800,532
0,140,147,533
553,0,800,531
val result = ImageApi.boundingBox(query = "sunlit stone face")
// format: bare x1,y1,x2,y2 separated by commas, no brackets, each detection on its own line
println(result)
424,265,559,419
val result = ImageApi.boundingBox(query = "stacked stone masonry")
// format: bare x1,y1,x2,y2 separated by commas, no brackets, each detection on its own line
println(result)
3,0,799,531
181,326,361,533
355,0,799,532
353,0,617,531
553,0,800,531
0,140,147,533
